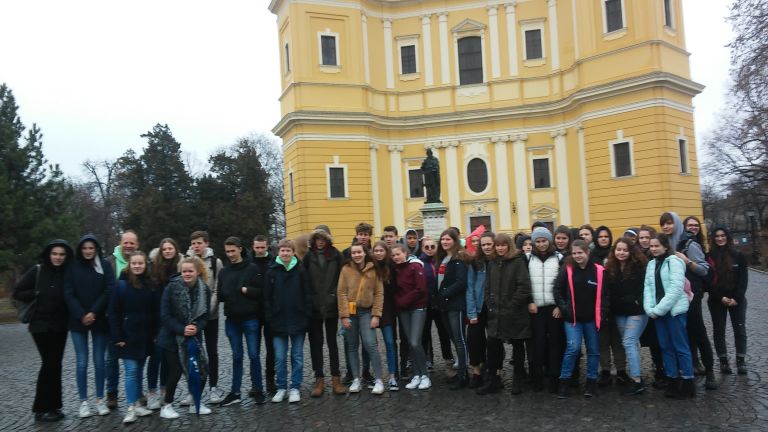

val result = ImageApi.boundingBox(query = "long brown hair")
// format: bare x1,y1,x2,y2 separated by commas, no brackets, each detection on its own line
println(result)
492,233,521,260
345,241,386,281
372,240,392,283
437,229,466,262
151,238,181,287
125,251,149,289
605,237,647,281
470,231,496,269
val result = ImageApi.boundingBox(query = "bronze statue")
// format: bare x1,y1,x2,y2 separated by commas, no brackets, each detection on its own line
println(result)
421,148,441,203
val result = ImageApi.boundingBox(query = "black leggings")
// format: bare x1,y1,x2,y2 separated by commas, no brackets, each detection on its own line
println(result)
424,309,453,362
530,305,564,378
204,318,219,388
163,349,207,404
442,311,468,371
708,297,747,358
487,337,525,373
308,317,341,377
686,293,714,371
31,331,68,413
467,307,487,367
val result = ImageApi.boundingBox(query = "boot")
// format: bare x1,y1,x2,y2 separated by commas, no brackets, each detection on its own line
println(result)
331,376,347,395
510,372,523,395
583,379,597,398
719,357,732,374
597,370,612,387
615,370,631,386
266,376,277,395
693,358,706,376
677,378,696,399
664,378,680,398
468,373,483,389
532,373,544,392
106,392,118,410
310,378,325,398
449,371,468,390
475,373,501,395
736,357,747,375
569,359,581,388
556,379,569,399
705,371,718,390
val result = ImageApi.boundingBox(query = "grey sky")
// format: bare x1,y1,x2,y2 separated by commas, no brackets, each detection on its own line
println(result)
0,0,733,179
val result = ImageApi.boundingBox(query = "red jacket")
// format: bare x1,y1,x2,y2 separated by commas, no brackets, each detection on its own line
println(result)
394,260,429,311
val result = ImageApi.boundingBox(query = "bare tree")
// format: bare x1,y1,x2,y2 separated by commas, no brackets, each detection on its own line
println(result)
80,159,123,251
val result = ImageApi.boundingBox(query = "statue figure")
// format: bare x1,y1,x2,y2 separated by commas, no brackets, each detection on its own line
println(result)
421,148,441,203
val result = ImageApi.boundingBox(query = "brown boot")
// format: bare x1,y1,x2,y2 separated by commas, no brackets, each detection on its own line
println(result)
311,378,325,398
331,376,347,395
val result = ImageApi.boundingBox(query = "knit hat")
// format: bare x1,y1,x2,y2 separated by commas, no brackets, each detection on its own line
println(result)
315,224,332,235
515,234,531,250
531,227,553,244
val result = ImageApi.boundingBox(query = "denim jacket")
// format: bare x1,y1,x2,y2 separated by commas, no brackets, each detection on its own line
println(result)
466,263,487,320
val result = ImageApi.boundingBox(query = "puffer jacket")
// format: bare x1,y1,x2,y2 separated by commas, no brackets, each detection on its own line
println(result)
644,255,689,317
484,254,532,340
528,251,560,307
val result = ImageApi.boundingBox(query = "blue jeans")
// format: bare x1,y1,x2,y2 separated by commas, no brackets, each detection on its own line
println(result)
344,308,383,379
70,330,108,400
123,358,146,404
146,343,166,392
225,318,263,394
273,333,305,390
380,325,397,375
560,321,599,380
615,315,649,379
654,313,694,379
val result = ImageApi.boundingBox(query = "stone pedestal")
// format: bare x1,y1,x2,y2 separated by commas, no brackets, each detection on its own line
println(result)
421,202,448,240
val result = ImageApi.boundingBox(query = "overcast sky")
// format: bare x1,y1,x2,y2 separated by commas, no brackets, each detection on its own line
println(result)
0,0,734,179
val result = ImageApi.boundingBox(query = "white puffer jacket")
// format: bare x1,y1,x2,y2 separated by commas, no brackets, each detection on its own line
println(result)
528,252,561,306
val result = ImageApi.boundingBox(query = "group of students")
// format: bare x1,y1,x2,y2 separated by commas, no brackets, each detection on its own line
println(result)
13,211,749,424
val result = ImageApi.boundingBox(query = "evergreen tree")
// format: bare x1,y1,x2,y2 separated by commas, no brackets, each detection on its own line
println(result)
0,84,79,284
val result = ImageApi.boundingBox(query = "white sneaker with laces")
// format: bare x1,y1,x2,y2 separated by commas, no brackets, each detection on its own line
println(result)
160,404,179,419
405,376,421,390
188,403,212,415
96,400,110,416
288,389,301,403
371,379,385,395
122,406,137,424
208,387,224,404
180,394,192,406
349,378,361,393
134,404,152,417
146,394,162,410
78,401,93,418
271,389,287,403
418,375,432,390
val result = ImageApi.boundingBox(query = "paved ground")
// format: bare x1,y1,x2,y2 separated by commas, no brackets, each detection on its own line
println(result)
1,271,766,431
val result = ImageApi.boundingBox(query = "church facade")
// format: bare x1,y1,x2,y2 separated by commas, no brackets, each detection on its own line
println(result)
268,0,704,239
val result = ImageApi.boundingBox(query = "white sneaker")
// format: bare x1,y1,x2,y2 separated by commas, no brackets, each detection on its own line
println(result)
208,387,224,404
96,400,110,416
188,403,211,415
78,401,94,418
349,378,361,393
271,389,286,403
371,379,384,395
134,404,152,417
160,404,179,419
122,406,137,424
288,389,301,403
418,375,432,390
405,375,421,390
146,394,162,410
179,394,192,406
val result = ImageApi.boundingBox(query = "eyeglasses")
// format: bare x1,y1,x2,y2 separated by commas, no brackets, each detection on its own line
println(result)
424,245,437,250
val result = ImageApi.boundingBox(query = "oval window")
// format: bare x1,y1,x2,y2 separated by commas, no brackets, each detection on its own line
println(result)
467,158,488,193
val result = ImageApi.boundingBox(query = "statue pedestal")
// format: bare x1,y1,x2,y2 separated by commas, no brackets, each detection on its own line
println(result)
421,202,448,240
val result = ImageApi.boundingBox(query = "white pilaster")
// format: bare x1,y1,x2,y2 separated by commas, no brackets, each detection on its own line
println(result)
438,12,450,84
422,14,434,86
383,18,395,89
388,144,405,230
570,0,580,60
547,0,560,70
512,134,529,229
369,142,381,232
492,136,512,229
487,6,501,79
552,129,571,225
362,14,371,84
576,124,589,223
444,141,461,227
505,3,519,76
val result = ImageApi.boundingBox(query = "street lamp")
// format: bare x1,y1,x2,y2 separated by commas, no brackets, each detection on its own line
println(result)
745,210,761,265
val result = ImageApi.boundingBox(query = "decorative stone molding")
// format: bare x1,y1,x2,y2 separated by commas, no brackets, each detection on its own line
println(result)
388,144,404,153
550,128,567,139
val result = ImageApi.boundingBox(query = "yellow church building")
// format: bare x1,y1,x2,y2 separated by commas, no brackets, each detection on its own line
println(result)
268,0,704,240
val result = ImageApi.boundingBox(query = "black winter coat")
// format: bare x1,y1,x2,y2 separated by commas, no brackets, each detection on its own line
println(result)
109,277,159,360
484,254,532,340
264,259,311,336
303,247,343,319
63,235,115,333
607,268,646,316
435,256,467,312
218,260,262,322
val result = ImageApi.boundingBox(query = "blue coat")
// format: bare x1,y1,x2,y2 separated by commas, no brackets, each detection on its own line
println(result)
644,255,689,317
109,278,159,360
64,235,114,333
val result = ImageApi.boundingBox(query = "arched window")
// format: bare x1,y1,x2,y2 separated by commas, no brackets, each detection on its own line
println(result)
466,158,488,193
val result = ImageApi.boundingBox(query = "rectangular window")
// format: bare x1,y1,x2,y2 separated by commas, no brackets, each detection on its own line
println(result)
664,0,674,28
458,36,483,85
613,142,632,177
524,29,543,60
400,45,416,74
288,172,295,203
469,216,492,233
605,0,624,33
321,35,337,66
679,139,689,174
533,158,551,188
284,43,291,73
408,168,424,198
328,167,345,198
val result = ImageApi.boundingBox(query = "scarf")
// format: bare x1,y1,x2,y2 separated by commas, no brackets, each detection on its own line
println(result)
168,276,209,377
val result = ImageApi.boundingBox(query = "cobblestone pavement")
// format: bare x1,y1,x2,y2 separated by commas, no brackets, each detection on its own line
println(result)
1,271,766,431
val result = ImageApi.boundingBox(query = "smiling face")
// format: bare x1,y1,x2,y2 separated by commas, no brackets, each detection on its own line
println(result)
129,254,147,275
535,238,550,253
279,246,294,264
685,219,700,235
181,262,199,285
613,241,630,262
554,233,569,250
714,229,728,247
571,246,589,266
121,232,138,255
440,235,454,253
661,221,674,235
161,241,177,260
372,244,387,262
350,245,366,265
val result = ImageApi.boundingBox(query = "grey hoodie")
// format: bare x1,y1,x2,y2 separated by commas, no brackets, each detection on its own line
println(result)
666,211,708,277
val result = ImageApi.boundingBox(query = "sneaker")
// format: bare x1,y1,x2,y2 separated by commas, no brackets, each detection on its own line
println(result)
388,378,399,391
372,379,385,395
78,401,93,418
623,379,647,396
251,390,267,405
220,393,241,407
179,394,192,406
288,389,301,403
405,376,421,390
271,389,287,403
134,405,152,417
96,400,110,416
349,378,362,393
160,404,179,419
417,375,432,390
208,387,224,404
146,394,162,410
122,407,137,424
188,403,212,415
